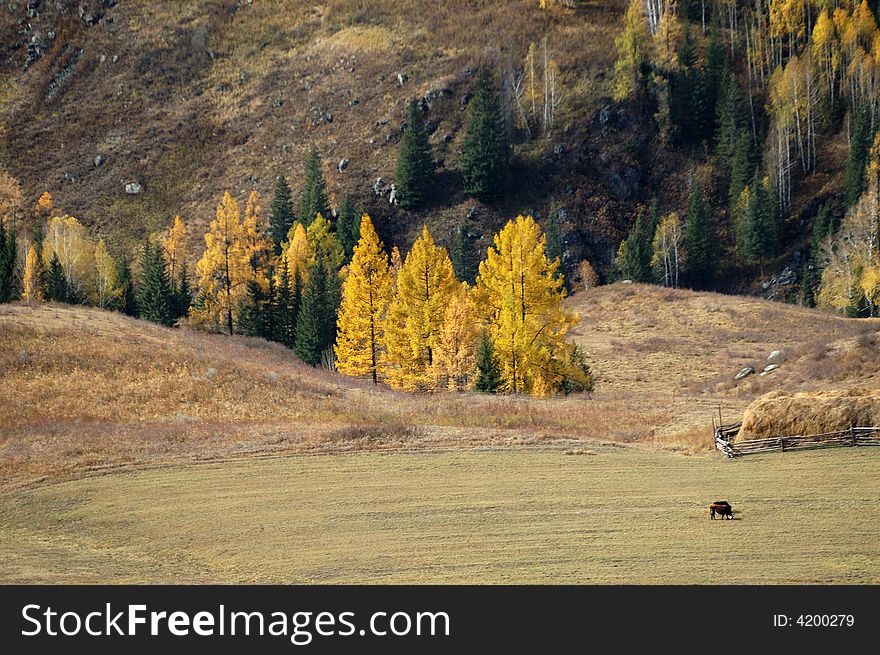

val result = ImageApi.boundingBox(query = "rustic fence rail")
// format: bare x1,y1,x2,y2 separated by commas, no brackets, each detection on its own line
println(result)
713,422,880,458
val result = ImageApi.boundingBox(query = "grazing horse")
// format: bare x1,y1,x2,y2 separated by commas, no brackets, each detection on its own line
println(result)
709,501,733,519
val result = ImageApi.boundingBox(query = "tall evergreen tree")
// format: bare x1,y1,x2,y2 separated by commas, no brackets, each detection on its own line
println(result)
269,175,295,253
239,279,266,338
699,22,726,141
174,266,191,319
616,209,653,282
45,252,68,303
298,147,330,227
451,224,478,284
274,266,300,348
294,263,337,366
715,73,746,164
474,329,502,392
336,194,361,263
0,219,16,303
735,169,778,266
138,240,174,326
116,258,138,317
683,186,717,288
670,24,698,143
811,200,836,259
395,98,435,209
844,105,871,209
461,68,510,202
728,130,755,210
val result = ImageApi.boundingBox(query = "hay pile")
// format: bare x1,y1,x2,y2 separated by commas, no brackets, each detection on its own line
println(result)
739,388,880,440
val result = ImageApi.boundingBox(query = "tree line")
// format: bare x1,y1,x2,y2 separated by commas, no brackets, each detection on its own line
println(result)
1,172,591,398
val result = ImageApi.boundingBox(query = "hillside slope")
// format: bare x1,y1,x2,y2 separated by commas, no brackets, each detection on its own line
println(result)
3,284,879,489
0,0,631,261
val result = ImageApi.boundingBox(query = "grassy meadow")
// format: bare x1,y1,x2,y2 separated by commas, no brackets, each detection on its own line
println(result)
1,447,878,584
3,288,880,584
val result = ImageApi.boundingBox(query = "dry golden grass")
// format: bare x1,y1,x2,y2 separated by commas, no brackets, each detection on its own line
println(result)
740,388,880,440
0,285,877,487
4,284,879,490
0,301,674,490
567,283,880,442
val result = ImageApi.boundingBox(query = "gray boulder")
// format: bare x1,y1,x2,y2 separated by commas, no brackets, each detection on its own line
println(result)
735,366,755,381
124,182,142,195
760,364,780,376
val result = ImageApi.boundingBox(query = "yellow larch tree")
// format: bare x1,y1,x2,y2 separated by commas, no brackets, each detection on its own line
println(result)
35,191,53,214
283,222,311,284
163,215,189,288
194,191,245,334
92,239,121,309
432,282,480,390
382,226,459,391
334,215,394,383
305,212,344,272
475,215,578,395
23,243,42,302
238,191,273,288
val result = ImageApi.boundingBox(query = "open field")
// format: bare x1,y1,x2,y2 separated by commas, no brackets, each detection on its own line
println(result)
1,447,878,584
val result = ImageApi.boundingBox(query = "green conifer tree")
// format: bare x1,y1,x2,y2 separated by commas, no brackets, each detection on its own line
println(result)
137,240,174,326
269,175,295,253
845,105,871,209
116,258,138,317
451,224,477,284
0,219,16,303
810,200,836,259
474,329,502,392
298,147,330,227
294,263,337,366
395,99,435,209
683,186,718,288
336,194,361,263
461,68,510,202
736,169,778,266
616,209,653,282
45,252,68,303
239,280,266,338
728,131,754,211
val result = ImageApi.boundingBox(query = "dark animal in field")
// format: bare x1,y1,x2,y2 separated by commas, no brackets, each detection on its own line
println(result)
709,501,733,519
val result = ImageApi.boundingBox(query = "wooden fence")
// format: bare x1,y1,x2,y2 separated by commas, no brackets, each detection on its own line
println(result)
713,422,880,458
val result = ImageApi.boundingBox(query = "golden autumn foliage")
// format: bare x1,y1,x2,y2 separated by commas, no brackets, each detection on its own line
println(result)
23,244,42,302
239,191,273,288
163,215,188,286
92,239,121,309
193,191,247,334
306,212,344,272
283,222,311,285
432,282,480,390
42,215,93,299
334,215,394,383
383,226,459,391
475,215,578,395
35,191,53,214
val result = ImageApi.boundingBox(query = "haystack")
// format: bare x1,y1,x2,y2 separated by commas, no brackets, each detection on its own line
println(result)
739,388,880,440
